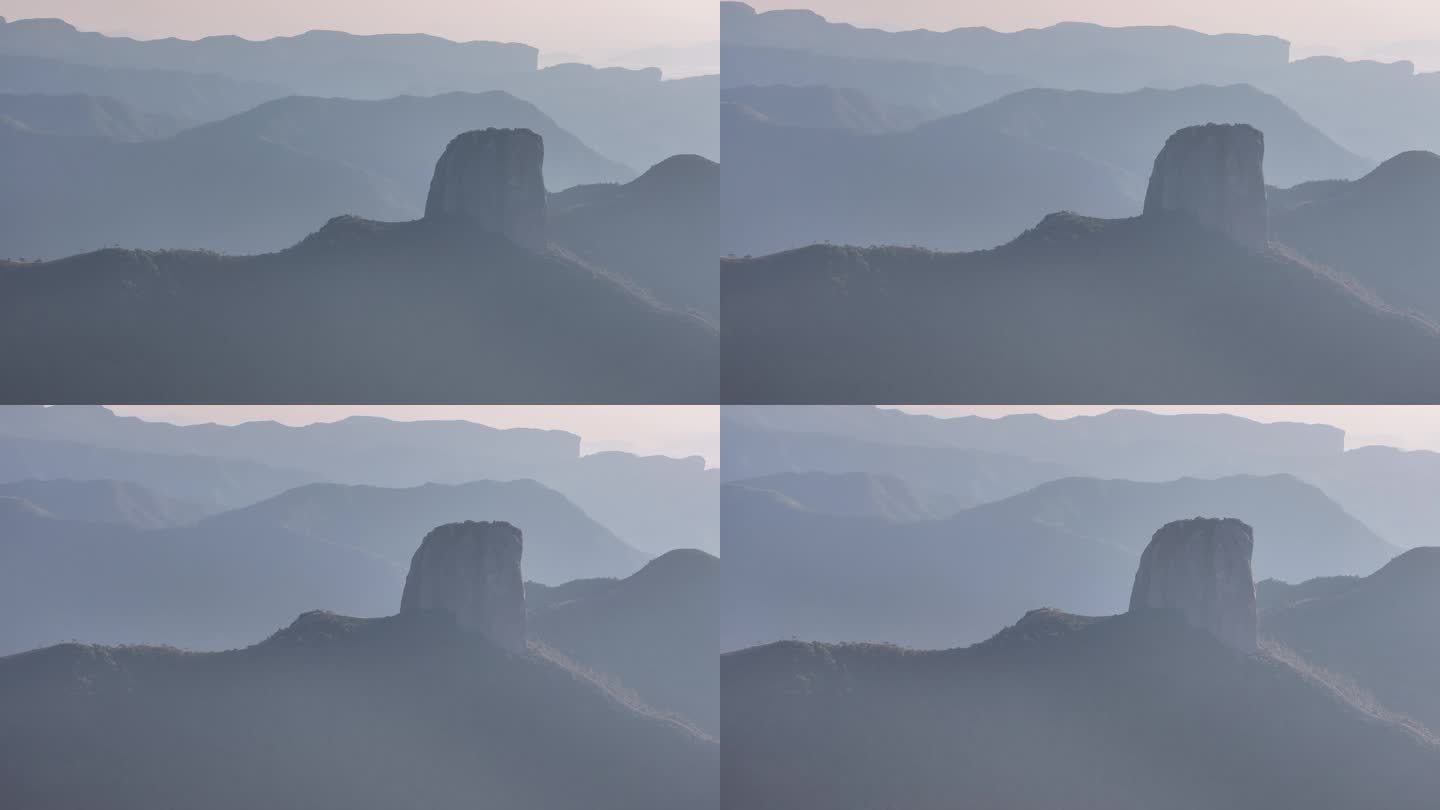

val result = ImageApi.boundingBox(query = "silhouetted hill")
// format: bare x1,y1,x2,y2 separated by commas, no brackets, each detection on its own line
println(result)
0,435,311,510
722,214,1440,402
952,84,1368,189
723,609,1440,809
1264,548,1440,735
722,101,1134,255
720,421,1071,508
0,611,717,810
721,483,1133,650
549,154,719,318
0,52,285,123
0,91,181,138
0,478,207,528
728,471,955,522
721,84,927,133
0,216,718,402
967,474,1395,582
531,549,717,733
0,505,400,654
208,480,649,583
721,44,1027,121
0,15,537,97
1272,151,1440,323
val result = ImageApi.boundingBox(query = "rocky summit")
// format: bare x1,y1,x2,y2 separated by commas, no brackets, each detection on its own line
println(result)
1129,517,1258,652
1143,123,1268,248
400,521,527,653
424,128,548,251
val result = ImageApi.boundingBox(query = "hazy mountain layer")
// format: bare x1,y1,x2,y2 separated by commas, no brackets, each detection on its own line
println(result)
208,479,649,582
0,478,207,528
0,52,284,124
721,85,928,134
0,91,182,139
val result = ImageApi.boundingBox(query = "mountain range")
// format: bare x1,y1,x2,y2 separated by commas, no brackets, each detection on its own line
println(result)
0,518,718,809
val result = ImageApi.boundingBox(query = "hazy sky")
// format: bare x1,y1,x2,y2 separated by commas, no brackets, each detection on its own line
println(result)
0,0,716,60
894,406,1440,453
110,406,720,466
746,0,1440,65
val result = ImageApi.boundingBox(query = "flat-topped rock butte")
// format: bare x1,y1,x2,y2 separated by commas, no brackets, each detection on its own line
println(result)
1129,517,1258,653
425,128,547,251
400,520,527,653
1144,123,1268,249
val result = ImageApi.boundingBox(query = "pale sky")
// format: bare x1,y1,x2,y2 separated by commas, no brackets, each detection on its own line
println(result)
0,0,716,64
894,406,1440,454
746,0,1440,68
109,406,720,467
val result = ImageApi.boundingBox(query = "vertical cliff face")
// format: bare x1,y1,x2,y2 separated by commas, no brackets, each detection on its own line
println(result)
1129,517,1258,653
424,128,547,251
400,520,526,653
1143,123,1268,248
